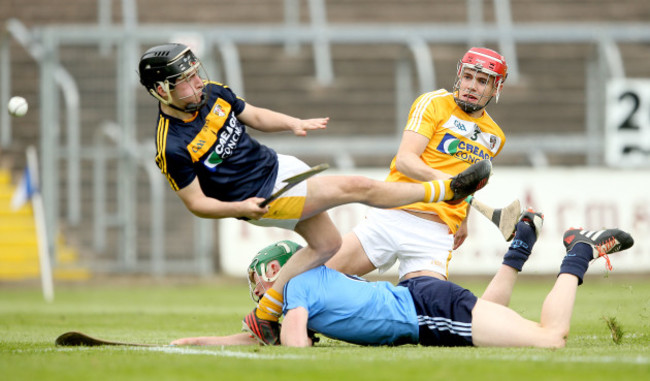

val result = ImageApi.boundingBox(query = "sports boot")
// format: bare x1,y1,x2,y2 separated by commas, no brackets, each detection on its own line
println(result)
448,160,492,202
563,228,634,270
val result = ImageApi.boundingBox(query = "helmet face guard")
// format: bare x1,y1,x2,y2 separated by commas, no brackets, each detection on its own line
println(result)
247,241,303,302
453,47,508,113
138,43,208,113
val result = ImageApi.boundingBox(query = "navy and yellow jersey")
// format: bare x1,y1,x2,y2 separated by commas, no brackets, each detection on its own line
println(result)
154,81,279,201
386,89,506,233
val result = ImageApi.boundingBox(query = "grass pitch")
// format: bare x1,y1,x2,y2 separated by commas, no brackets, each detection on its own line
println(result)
1,275,649,381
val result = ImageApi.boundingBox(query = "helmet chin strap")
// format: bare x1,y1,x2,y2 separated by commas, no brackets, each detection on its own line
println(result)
454,97,490,114
248,264,282,302
168,95,206,113
453,68,502,115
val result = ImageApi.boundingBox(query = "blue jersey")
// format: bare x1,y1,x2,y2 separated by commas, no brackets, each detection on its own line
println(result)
154,82,278,201
283,266,419,346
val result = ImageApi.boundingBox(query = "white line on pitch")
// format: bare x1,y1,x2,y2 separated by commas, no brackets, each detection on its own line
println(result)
48,346,312,359
135,345,312,359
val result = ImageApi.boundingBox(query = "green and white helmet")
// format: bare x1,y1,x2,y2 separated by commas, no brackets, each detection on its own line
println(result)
247,240,302,302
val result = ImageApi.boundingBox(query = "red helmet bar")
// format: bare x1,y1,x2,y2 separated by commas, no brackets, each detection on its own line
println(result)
459,47,508,81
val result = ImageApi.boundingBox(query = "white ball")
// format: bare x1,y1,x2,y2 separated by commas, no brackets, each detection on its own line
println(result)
8,96,28,117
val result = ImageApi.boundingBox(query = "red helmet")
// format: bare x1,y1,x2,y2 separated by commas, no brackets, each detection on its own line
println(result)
459,47,508,81
453,47,508,112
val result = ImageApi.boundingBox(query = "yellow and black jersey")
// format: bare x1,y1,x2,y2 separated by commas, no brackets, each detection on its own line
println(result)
386,89,506,233
154,81,278,201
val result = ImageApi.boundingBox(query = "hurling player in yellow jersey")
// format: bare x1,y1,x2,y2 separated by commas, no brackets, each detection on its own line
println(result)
138,43,493,345
328,47,508,282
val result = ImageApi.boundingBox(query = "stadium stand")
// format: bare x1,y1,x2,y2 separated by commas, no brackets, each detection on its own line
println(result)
1,0,649,275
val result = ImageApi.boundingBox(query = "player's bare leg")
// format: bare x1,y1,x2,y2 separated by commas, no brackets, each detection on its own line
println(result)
480,266,519,307
325,232,376,276
277,212,343,288
537,274,578,338
300,160,492,219
326,162,492,279
471,298,562,347
301,175,427,216
481,209,543,306
244,211,341,345
472,227,634,348
472,264,580,347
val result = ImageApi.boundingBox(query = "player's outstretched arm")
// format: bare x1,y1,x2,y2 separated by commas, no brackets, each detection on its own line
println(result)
176,178,268,219
280,307,312,347
238,103,328,136
170,332,258,346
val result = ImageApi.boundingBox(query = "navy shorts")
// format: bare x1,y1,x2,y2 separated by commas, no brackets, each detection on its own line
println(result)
398,276,478,347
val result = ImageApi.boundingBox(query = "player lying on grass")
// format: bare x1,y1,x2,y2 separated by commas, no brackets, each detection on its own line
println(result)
138,43,493,345
171,210,634,348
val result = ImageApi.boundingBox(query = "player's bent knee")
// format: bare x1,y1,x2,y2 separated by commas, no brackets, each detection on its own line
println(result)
541,329,568,349
295,212,342,260
547,337,567,349
339,176,375,196
554,332,569,349
301,228,342,260
316,236,342,259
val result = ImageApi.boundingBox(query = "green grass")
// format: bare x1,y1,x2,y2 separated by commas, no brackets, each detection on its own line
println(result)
1,276,649,381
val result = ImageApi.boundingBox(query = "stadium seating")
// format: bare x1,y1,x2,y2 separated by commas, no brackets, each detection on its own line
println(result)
1,0,648,274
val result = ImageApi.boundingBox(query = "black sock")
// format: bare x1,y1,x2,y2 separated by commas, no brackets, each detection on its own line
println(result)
502,221,537,271
558,242,594,285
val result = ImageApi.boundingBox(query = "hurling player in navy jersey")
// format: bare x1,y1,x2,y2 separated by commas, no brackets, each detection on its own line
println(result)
138,43,492,345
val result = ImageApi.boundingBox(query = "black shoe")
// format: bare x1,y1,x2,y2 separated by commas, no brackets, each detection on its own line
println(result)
563,228,634,270
449,160,492,202
242,309,281,346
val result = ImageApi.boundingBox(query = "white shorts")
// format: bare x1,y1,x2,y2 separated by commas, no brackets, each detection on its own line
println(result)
248,154,310,230
353,208,454,279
